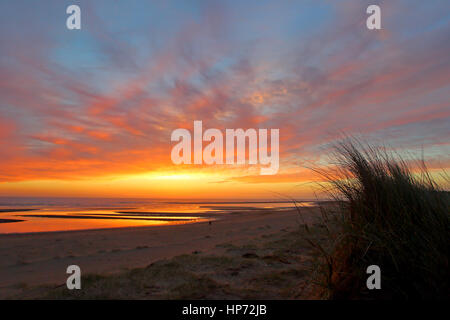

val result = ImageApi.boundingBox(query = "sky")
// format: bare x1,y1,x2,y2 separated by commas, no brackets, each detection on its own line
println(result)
0,0,449,199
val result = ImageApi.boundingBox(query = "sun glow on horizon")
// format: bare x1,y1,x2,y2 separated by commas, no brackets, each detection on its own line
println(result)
135,171,218,181
0,166,320,200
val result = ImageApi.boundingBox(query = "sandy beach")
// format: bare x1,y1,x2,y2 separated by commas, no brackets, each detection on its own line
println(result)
0,207,321,299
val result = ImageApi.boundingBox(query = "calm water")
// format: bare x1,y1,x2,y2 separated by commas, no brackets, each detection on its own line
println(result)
0,197,313,234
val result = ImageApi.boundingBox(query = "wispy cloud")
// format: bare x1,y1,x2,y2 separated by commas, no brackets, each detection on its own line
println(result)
0,0,448,192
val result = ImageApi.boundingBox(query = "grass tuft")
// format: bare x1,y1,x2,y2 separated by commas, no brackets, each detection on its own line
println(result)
312,138,449,299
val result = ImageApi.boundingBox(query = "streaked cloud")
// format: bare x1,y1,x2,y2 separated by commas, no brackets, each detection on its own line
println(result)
0,0,448,197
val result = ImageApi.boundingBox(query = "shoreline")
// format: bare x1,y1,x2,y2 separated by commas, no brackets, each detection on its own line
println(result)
0,207,320,299
0,200,326,235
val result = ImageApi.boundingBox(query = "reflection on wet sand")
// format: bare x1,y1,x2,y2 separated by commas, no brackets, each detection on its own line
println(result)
0,200,316,234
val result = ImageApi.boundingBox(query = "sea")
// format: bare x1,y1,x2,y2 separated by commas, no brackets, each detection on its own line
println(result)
0,197,316,234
